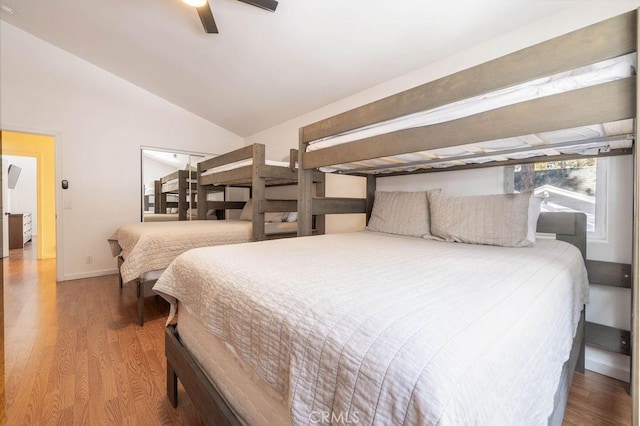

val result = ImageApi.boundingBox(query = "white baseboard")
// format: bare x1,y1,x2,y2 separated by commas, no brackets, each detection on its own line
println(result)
63,268,118,281
585,352,630,383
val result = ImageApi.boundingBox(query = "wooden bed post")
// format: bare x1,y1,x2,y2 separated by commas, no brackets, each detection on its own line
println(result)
154,180,162,214
632,8,640,424
252,144,266,240
314,172,326,235
178,170,188,221
366,175,376,223
298,128,313,236
197,162,207,220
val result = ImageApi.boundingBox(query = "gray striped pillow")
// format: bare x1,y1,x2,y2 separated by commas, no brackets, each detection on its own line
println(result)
367,190,438,238
428,192,532,247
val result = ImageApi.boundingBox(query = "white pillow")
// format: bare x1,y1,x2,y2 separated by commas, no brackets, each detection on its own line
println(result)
428,192,532,247
283,212,298,222
366,190,439,238
239,199,253,221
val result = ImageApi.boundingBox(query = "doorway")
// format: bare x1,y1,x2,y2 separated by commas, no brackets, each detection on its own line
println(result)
1,131,56,262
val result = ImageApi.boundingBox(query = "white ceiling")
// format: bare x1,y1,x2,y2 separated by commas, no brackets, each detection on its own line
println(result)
143,149,194,169
1,0,583,137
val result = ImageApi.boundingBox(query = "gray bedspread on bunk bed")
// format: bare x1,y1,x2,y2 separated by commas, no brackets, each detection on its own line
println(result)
154,231,588,425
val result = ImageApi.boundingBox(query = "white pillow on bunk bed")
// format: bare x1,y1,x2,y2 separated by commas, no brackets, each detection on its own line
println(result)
367,190,439,238
427,192,535,247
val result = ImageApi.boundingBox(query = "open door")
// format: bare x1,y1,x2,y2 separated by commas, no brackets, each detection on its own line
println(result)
1,159,8,258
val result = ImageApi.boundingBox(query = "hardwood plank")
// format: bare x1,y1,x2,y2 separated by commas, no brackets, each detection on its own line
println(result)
198,145,254,171
366,175,376,222
197,180,208,220
302,11,636,143
261,199,297,212
586,260,632,288
633,12,640,423
160,171,179,184
312,197,367,215
4,244,202,425
261,164,297,181
206,201,246,211
563,371,631,425
252,144,266,240
298,128,314,236
585,321,631,356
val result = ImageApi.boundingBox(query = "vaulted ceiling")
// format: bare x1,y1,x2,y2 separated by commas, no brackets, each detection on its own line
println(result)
1,0,584,136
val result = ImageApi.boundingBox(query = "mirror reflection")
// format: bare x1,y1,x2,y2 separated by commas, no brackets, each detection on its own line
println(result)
141,148,213,222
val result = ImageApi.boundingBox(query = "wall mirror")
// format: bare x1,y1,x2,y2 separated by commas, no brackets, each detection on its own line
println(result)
140,147,216,222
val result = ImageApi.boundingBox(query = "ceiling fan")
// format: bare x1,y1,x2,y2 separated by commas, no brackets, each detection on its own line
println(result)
184,0,278,34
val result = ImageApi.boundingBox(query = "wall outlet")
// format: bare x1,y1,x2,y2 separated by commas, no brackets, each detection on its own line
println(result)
85,255,93,264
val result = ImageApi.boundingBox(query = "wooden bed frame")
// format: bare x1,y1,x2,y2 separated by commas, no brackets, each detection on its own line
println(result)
143,180,158,213
119,144,325,326
297,12,637,235
157,169,198,221
196,143,325,240
294,11,638,422
164,211,588,425
162,10,640,424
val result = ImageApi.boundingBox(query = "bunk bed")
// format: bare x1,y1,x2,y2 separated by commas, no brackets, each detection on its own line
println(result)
196,143,325,240
142,180,184,222
158,10,640,426
142,181,157,213
158,169,198,221
110,144,323,325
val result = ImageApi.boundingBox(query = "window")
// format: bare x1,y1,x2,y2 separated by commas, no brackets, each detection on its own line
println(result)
508,158,607,238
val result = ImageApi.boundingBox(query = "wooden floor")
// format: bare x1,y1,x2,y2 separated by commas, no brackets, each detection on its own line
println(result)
4,242,202,425
2,242,633,425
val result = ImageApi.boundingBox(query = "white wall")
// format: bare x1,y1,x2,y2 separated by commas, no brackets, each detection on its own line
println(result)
142,157,177,185
244,2,639,381
4,155,38,236
0,23,244,280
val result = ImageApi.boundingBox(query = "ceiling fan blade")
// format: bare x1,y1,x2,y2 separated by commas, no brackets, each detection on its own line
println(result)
237,0,278,12
196,2,218,34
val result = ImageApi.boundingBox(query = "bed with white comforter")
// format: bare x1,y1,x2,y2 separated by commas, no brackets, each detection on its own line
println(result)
108,220,296,283
154,231,588,425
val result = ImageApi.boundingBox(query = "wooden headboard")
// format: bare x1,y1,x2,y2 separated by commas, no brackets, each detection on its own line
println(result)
536,212,587,261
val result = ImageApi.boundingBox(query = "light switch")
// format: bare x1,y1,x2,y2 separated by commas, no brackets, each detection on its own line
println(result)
64,199,72,210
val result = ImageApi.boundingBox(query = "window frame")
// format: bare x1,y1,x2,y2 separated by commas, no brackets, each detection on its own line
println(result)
505,157,608,240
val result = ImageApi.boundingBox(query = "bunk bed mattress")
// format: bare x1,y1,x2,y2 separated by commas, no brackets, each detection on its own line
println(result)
307,54,635,173
154,231,589,425
161,178,197,193
200,159,290,176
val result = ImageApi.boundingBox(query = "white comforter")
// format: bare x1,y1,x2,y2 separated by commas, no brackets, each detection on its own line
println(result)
108,221,253,283
154,232,588,425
